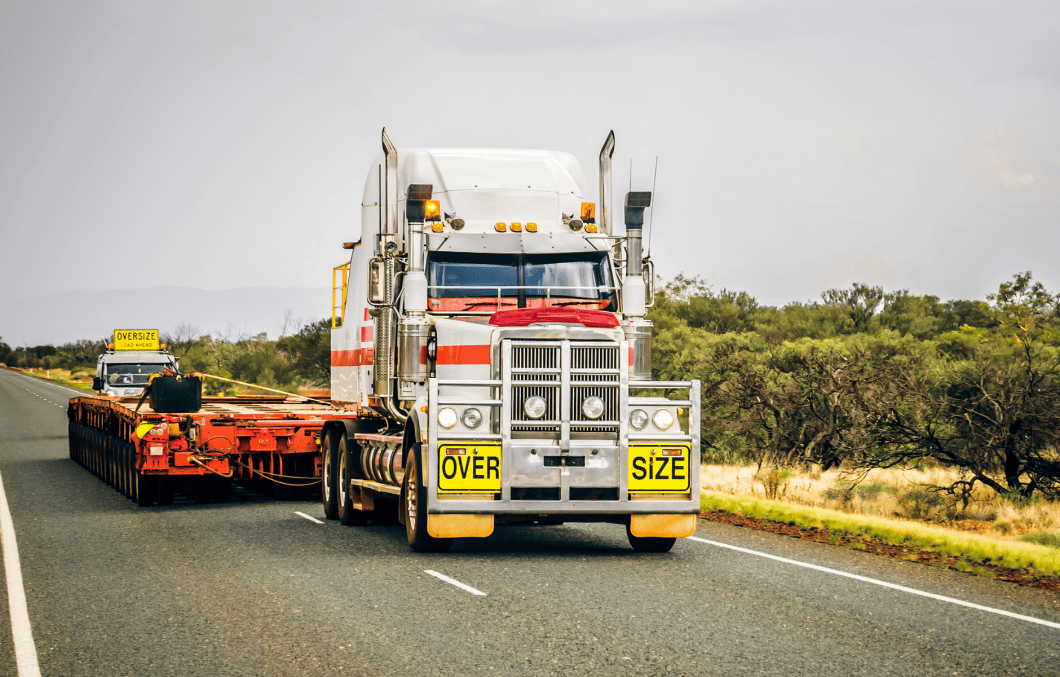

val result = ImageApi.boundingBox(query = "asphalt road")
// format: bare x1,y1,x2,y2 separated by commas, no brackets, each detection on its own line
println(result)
1,369,1059,676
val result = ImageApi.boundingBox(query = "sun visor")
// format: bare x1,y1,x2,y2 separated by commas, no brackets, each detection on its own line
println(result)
427,233,604,255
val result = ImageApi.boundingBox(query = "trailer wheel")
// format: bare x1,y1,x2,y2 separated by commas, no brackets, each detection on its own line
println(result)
625,524,677,553
105,437,115,488
135,470,156,507
405,443,453,553
124,443,135,500
338,434,369,525
321,429,339,520
118,442,128,498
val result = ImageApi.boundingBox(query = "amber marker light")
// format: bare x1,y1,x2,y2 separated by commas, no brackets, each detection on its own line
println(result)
425,200,441,221
495,222,507,232
445,447,467,456
526,222,538,232
586,224,598,233
510,222,522,232
661,448,684,457
580,202,596,224
432,223,444,232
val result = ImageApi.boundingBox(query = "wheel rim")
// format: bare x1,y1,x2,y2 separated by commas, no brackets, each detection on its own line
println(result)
338,443,348,507
323,443,332,504
406,461,417,532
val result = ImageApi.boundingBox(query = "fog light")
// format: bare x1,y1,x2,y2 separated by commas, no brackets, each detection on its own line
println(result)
653,409,674,430
629,408,649,430
438,407,457,429
523,396,546,420
461,408,482,429
581,396,605,420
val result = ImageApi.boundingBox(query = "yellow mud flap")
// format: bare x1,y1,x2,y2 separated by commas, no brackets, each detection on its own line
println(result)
427,513,494,539
630,513,696,539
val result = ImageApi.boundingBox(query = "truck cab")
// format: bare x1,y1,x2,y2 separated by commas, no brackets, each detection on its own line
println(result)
93,329,179,397
323,130,700,552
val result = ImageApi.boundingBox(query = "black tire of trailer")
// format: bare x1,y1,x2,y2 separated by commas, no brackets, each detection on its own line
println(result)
68,421,77,461
106,436,115,488
92,429,102,478
625,524,677,553
338,433,369,526
321,428,339,520
124,443,134,500
404,443,453,553
135,466,157,507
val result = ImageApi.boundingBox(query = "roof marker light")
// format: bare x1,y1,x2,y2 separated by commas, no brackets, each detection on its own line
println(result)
431,223,444,232
586,224,598,233
526,222,538,232
510,222,522,232
495,222,507,232
580,202,596,224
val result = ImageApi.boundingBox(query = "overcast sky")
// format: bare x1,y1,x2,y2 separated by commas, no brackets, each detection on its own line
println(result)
2,1,1059,341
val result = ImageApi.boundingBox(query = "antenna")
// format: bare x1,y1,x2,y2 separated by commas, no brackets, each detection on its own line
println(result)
645,156,659,255
629,158,632,194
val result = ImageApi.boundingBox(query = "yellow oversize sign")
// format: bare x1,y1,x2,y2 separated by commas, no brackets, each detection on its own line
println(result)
628,445,691,494
438,445,502,493
114,329,159,351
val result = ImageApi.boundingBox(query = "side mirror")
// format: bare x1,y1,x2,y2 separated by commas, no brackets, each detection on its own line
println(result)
368,258,390,306
92,376,104,391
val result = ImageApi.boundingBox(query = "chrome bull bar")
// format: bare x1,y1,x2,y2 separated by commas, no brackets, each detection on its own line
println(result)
426,344,701,515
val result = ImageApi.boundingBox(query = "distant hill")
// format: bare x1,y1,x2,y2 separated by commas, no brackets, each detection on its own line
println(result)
0,286,331,346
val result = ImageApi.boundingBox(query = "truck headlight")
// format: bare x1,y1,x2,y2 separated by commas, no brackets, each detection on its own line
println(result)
581,396,604,420
438,407,458,429
629,408,649,430
460,408,482,429
523,396,546,419
653,409,675,431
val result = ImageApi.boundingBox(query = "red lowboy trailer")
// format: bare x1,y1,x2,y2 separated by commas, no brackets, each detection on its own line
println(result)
67,394,358,505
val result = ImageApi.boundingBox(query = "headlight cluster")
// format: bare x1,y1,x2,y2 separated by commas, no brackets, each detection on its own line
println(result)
523,396,547,420
628,407,675,431
438,407,485,430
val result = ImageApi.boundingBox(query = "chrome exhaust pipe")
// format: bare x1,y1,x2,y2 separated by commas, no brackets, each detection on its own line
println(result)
599,130,615,234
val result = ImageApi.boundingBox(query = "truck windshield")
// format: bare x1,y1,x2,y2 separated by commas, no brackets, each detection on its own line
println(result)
426,252,616,312
105,363,168,386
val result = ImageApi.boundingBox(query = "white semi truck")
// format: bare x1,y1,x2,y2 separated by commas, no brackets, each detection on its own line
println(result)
322,129,701,552
93,329,179,397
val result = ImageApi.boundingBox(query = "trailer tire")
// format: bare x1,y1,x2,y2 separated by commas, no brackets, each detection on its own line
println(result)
625,525,677,553
118,442,128,497
125,443,135,500
135,471,156,507
158,478,174,506
404,443,452,553
338,434,368,526
321,429,340,520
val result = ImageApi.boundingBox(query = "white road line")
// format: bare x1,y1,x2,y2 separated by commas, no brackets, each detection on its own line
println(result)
0,470,42,677
425,570,487,596
295,511,324,524
689,535,1060,630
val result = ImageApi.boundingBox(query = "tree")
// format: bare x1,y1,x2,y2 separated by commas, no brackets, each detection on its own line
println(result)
821,282,885,333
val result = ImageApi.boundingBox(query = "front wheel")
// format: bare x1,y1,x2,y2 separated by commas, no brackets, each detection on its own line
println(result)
404,443,452,553
321,429,339,520
626,524,677,553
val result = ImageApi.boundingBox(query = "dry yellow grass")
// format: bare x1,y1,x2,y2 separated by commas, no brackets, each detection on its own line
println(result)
701,463,1060,543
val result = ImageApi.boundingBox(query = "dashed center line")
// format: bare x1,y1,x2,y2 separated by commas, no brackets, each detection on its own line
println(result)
425,570,487,596
295,511,324,524
689,536,1060,630
0,373,72,409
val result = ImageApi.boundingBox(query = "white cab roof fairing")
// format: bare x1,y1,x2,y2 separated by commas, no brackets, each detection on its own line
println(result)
361,148,589,238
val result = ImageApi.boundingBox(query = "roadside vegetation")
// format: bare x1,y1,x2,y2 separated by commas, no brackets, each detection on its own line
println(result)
646,270,1060,580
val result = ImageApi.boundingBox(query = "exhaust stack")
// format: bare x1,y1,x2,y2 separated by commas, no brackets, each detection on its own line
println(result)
374,129,399,413
598,131,615,235
623,191,653,380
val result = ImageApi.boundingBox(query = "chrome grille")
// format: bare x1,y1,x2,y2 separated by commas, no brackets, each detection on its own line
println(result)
570,344,620,430
508,340,620,434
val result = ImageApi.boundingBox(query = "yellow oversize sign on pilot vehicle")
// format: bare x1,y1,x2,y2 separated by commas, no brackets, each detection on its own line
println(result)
114,329,159,351
438,445,502,493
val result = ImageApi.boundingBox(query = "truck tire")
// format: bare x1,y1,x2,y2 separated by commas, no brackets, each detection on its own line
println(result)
625,524,677,553
321,429,339,520
338,434,368,526
404,443,453,553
